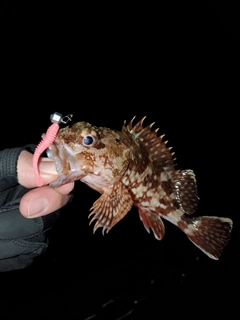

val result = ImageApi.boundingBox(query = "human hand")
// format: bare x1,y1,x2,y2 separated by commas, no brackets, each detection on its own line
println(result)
17,150,74,218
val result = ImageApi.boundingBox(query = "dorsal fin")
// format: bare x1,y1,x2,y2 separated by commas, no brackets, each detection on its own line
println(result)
122,116,176,173
174,169,199,214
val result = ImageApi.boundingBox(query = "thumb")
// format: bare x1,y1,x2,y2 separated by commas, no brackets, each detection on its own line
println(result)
17,150,59,188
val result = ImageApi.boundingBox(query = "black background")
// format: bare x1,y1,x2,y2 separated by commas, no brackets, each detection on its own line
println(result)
1,1,239,319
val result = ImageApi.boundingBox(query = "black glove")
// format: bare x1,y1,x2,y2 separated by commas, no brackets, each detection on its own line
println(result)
0,183,61,272
0,145,61,272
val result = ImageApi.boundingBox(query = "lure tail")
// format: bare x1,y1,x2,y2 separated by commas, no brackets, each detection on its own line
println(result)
32,112,64,187
33,122,60,187
32,112,73,187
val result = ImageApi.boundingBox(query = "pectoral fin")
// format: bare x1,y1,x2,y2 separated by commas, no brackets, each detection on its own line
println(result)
89,181,133,234
138,208,165,240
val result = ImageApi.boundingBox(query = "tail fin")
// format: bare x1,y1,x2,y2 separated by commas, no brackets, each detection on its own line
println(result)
180,216,233,259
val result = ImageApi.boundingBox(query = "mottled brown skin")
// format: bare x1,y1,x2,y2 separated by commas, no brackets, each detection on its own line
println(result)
48,117,233,260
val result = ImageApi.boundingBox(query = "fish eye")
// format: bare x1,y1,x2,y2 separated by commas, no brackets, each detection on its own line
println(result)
81,134,98,147
84,135,93,145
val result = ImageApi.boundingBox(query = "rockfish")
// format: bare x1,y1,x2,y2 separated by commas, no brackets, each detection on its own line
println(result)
48,117,233,259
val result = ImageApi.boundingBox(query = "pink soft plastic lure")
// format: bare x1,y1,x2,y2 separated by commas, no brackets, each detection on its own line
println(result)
33,112,62,187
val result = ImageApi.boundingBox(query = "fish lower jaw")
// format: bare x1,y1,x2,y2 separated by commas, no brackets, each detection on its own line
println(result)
49,171,85,187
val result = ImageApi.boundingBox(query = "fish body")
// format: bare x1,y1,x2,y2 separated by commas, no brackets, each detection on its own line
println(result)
48,117,233,259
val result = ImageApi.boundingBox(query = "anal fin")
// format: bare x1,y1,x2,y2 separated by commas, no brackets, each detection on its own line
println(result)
138,208,165,240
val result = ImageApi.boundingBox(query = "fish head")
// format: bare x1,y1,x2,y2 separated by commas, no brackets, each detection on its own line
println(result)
47,121,130,191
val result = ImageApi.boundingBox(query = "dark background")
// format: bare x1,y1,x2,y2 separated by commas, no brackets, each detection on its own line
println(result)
1,1,239,319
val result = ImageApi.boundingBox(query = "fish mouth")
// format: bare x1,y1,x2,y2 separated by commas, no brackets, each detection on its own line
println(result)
47,138,85,187
46,138,64,174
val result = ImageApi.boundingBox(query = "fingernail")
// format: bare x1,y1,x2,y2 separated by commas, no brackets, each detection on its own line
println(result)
39,160,57,175
28,197,49,218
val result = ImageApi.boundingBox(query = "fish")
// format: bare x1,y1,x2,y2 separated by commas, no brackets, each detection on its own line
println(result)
47,116,233,260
